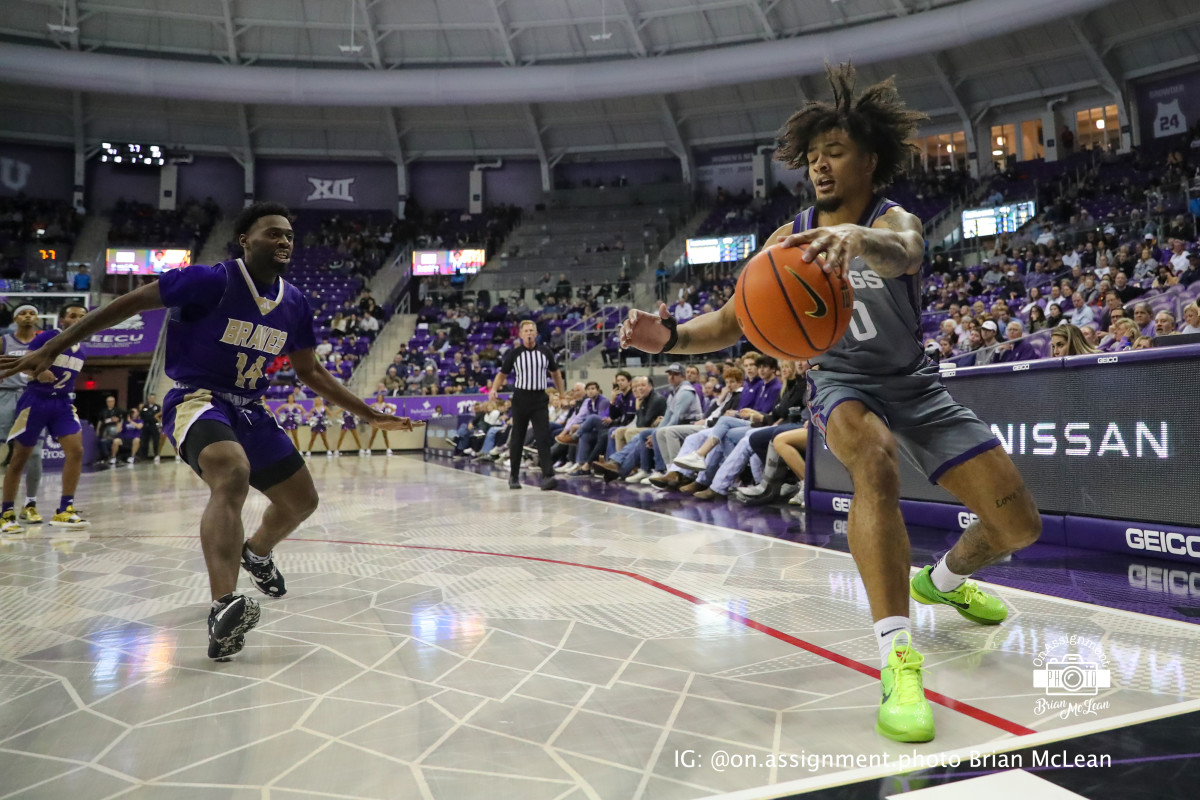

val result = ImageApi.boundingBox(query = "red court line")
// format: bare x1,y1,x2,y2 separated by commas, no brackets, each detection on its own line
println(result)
299,537,1036,737
37,533,1035,737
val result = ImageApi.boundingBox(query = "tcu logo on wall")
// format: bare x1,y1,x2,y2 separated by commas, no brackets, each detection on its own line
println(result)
305,177,356,203
1,158,32,193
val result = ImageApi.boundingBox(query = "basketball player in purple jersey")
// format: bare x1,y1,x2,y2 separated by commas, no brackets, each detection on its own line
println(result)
621,65,1040,743
0,305,48,530
1,302,90,532
0,203,418,660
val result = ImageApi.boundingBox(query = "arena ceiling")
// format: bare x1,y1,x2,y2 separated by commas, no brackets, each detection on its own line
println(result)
0,0,1198,164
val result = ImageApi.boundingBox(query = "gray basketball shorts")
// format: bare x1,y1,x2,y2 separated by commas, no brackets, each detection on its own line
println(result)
805,361,1000,484
0,390,18,439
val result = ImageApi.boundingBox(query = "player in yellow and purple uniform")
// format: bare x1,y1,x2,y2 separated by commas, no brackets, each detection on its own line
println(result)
0,202,419,660
1,302,89,533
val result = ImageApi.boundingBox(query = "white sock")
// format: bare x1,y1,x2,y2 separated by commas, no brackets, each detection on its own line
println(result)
243,545,270,564
25,497,36,507
874,616,911,669
931,557,971,593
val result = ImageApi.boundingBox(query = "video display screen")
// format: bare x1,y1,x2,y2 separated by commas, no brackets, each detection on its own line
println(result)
105,248,191,275
686,234,757,264
961,201,1037,239
411,249,487,276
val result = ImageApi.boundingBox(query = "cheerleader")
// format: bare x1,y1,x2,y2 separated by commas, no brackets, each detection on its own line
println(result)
305,396,332,457
365,391,398,456
276,393,304,450
335,405,362,456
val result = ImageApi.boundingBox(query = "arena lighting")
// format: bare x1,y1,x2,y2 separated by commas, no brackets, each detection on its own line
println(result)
1096,119,1106,129
992,149,1004,156
996,136,1004,145
947,144,954,152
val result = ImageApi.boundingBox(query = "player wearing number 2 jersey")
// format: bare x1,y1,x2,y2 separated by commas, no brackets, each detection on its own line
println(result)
620,64,1041,744
0,202,419,662
1,302,89,532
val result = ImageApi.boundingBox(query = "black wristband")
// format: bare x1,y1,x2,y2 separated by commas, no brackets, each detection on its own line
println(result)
661,315,679,353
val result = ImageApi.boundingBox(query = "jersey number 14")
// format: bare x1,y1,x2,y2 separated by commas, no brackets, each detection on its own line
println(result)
235,353,266,390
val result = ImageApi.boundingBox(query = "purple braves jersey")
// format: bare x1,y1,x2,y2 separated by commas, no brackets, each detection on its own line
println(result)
23,329,85,398
158,259,316,400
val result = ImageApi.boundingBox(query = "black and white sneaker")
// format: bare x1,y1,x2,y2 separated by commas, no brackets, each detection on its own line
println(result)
207,594,261,660
241,543,287,597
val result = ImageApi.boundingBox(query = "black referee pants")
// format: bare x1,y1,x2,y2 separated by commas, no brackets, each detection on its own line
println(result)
508,389,554,481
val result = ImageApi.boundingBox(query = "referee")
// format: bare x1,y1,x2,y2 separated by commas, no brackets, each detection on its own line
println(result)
490,320,565,491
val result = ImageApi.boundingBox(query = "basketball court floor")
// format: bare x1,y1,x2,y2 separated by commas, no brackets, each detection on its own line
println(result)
1,454,1197,799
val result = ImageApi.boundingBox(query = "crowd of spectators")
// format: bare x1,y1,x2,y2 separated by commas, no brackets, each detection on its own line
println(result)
108,197,219,249
447,352,812,507
0,196,81,279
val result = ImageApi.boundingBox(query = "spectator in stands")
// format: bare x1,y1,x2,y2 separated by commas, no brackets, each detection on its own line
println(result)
359,312,380,337
383,366,403,395
419,365,438,393
1099,318,1140,352
1167,239,1191,275
651,367,747,490
1018,287,1043,318
1113,271,1144,304
1027,305,1050,333
1131,303,1155,337
1181,302,1200,334
972,321,1002,366
1098,292,1123,331
672,356,780,476
937,337,956,360
592,376,667,482
1152,265,1178,290
1067,293,1096,327
1154,311,1177,337
1046,303,1065,327
1180,254,1200,287
1050,323,1099,357
72,266,91,292
1133,336,1154,350
331,312,348,334
995,321,1038,363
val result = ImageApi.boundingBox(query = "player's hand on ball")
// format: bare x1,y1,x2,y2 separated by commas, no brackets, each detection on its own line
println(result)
619,303,673,353
778,224,864,280
0,350,56,382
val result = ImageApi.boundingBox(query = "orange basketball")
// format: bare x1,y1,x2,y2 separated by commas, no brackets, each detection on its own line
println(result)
734,244,854,360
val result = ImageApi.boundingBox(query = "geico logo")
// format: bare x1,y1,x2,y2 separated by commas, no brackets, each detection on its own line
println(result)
990,421,1169,458
1012,363,1030,371
831,496,852,512
1125,528,1200,558
958,511,979,529
833,519,848,534
1129,564,1200,597
1097,356,1119,364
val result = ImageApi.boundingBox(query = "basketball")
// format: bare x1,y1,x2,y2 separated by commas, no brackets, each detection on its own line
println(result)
734,245,854,360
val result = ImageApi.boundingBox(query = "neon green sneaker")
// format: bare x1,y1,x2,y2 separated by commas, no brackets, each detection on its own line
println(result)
910,565,1008,625
876,631,935,743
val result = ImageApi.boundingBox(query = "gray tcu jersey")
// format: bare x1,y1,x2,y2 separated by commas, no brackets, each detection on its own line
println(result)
0,332,32,390
792,196,926,376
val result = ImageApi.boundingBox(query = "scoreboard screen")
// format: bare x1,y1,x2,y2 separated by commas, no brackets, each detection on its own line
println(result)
105,248,191,275
686,234,757,264
961,201,1037,239
411,249,486,276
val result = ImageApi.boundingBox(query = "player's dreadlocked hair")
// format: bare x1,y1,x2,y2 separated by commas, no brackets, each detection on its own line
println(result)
774,63,928,189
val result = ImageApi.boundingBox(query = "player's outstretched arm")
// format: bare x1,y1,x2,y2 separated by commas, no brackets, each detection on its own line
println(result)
619,299,740,356
779,208,923,279
291,349,419,431
0,282,164,380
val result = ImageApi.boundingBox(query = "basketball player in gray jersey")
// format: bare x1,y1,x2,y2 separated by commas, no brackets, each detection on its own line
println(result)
0,305,45,530
621,64,1040,744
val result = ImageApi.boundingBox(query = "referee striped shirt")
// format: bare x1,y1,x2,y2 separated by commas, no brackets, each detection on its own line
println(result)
499,343,559,391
